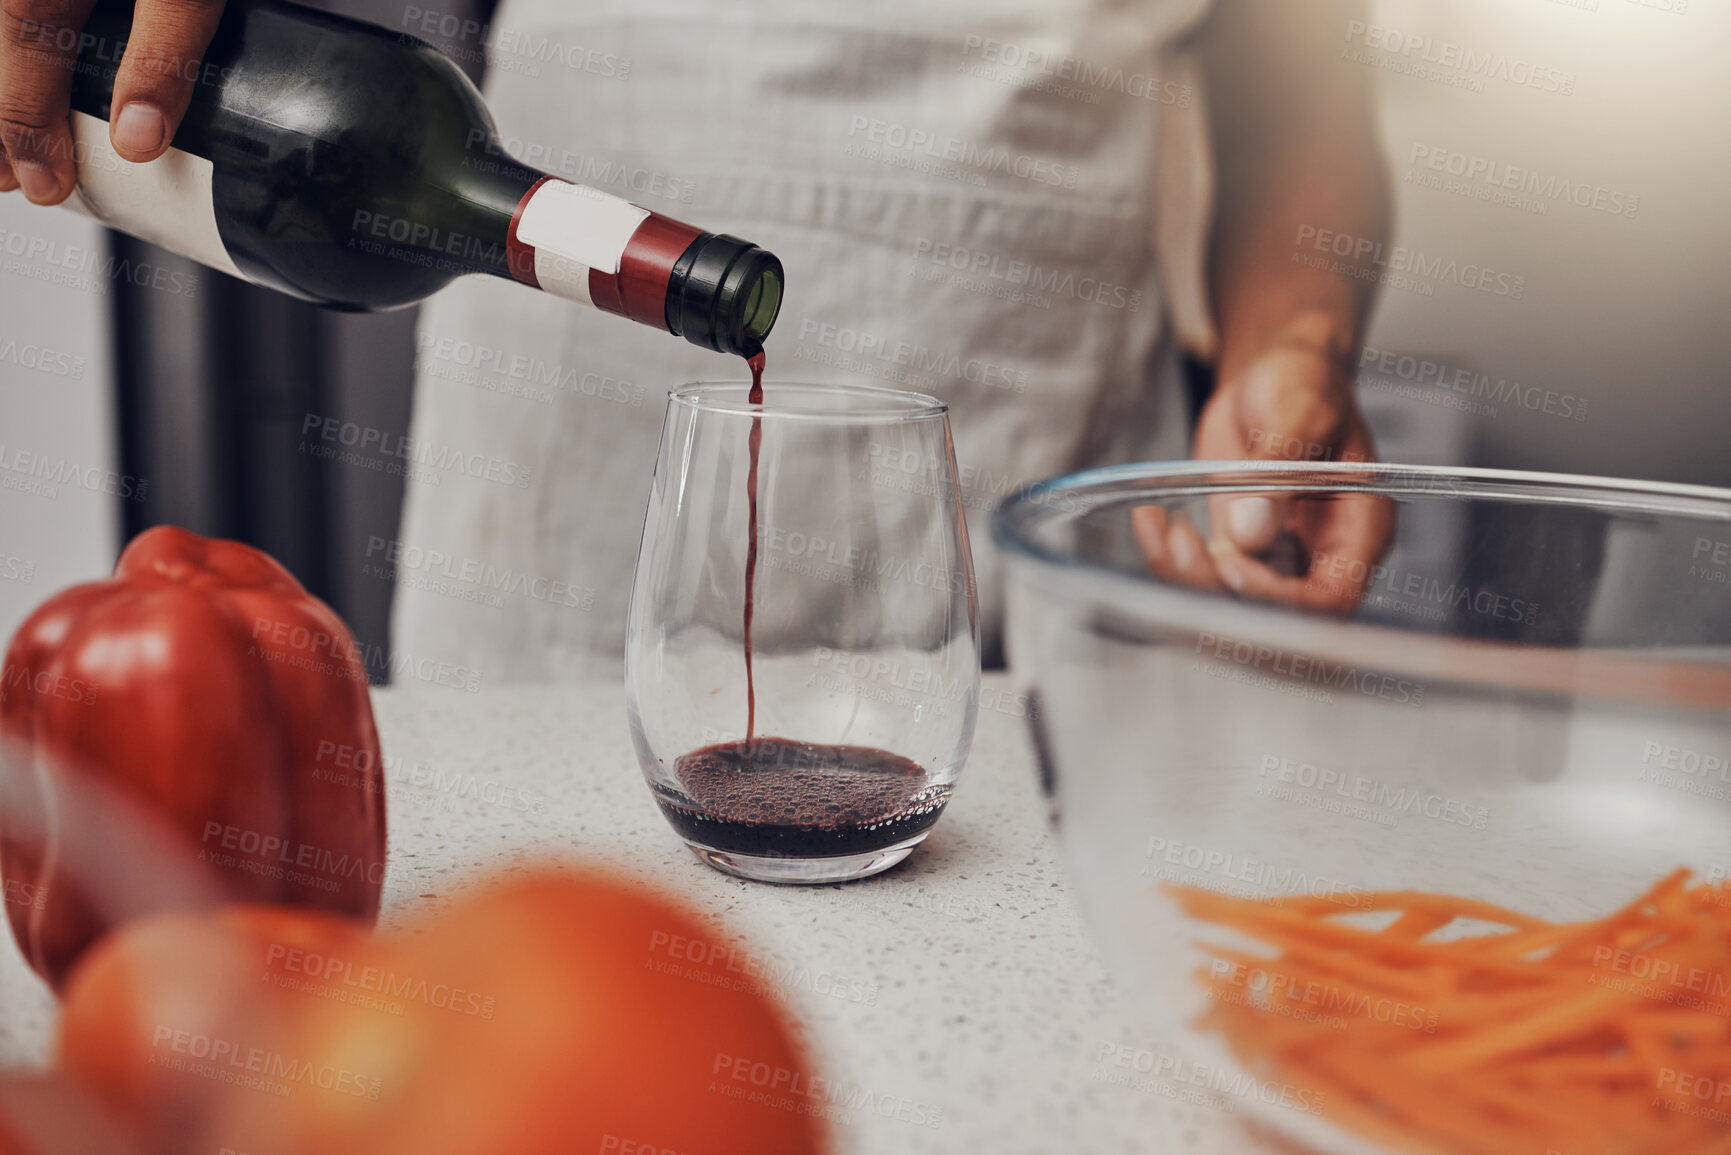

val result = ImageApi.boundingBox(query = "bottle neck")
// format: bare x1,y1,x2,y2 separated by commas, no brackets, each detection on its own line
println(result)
448,150,703,331
441,138,784,355
438,144,547,281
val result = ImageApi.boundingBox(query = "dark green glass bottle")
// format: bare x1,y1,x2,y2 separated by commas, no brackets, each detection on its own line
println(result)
54,0,782,355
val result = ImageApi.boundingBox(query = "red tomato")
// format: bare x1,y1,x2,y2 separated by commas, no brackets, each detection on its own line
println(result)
57,903,373,1155
57,870,832,1155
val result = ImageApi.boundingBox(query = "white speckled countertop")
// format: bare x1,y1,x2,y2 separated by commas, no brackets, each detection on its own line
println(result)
1,675,1287,1155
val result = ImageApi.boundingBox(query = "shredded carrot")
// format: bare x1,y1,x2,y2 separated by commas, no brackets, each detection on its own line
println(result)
1163,871,1731,1155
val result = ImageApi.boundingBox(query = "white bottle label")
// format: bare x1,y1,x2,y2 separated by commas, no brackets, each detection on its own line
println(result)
515,180,648,305
61,110,243,279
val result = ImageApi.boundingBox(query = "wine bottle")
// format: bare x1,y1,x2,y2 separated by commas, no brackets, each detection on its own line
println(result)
49,0,783,355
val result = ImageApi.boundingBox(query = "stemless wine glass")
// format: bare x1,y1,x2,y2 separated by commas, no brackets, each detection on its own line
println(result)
625,381,980,884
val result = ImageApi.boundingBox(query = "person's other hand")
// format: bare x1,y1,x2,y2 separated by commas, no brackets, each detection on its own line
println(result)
1137,0,1396,614
1,0,228,204
1133,340,1394,612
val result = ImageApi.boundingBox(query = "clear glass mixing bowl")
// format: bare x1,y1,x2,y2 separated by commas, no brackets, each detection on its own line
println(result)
995,462,1731,1155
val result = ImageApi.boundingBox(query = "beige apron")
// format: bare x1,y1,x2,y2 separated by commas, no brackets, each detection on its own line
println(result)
393,0,1213,682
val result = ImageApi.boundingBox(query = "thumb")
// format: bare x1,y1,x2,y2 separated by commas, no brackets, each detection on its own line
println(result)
108,0,228,163
1215,345,1351,554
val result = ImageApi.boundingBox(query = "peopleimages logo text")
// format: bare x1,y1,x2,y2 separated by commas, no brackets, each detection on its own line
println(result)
1143,837,1367,908
463,132,695,204
1092,1042,1327,1115
1194,631,1426,706
200,821,387,888
364,536,594,610
1256,756,1489,830
1408,145,1638,218
798,319,1028,392
0,222,201,298
1309,545,1542,625
0,336,84,378
265,940,496,1018
417,334,646,405
1359,346,1588,422
959,35,1191,105
300,415,531,489
149,1025,381,1099
1293,226,1524,299
1,662,97,706
911,238,1141,313
711,1053,943,1129
1343,21,1576,94
0,444,148,500
762,525,969,595
845,116,1079,189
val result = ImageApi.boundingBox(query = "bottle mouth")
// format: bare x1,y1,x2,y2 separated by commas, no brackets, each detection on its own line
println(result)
669,234,784,358
739,263,783,348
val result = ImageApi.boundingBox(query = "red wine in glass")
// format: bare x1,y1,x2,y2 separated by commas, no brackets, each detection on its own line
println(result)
656,738,950,857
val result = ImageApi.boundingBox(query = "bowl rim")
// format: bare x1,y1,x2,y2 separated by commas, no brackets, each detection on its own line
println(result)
991,461,1731,706
992,461,1731,570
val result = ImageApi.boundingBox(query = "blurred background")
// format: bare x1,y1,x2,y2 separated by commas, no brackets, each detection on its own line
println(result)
1,0,1726,669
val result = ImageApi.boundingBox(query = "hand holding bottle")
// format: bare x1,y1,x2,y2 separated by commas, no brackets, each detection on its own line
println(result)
0,0,783,347
0,0,231,203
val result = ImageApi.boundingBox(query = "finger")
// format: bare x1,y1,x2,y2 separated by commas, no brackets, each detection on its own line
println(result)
1289,423,1395,609
107,0,225,162
1219,494,1281,552
1209,346,1356,554
1307,489,1397,608
1220,417,1395,613
1223,491,1395,614
0,149,15,191
1132,506,1228,595
0,0,100,204
1168,513,1229,592
1131,504,1170,571
1191,393,1288,559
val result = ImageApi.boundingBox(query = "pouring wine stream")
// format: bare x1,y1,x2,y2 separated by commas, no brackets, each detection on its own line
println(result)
743,350,766,744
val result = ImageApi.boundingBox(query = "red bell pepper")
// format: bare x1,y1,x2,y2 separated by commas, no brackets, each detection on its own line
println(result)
1,526,386,989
